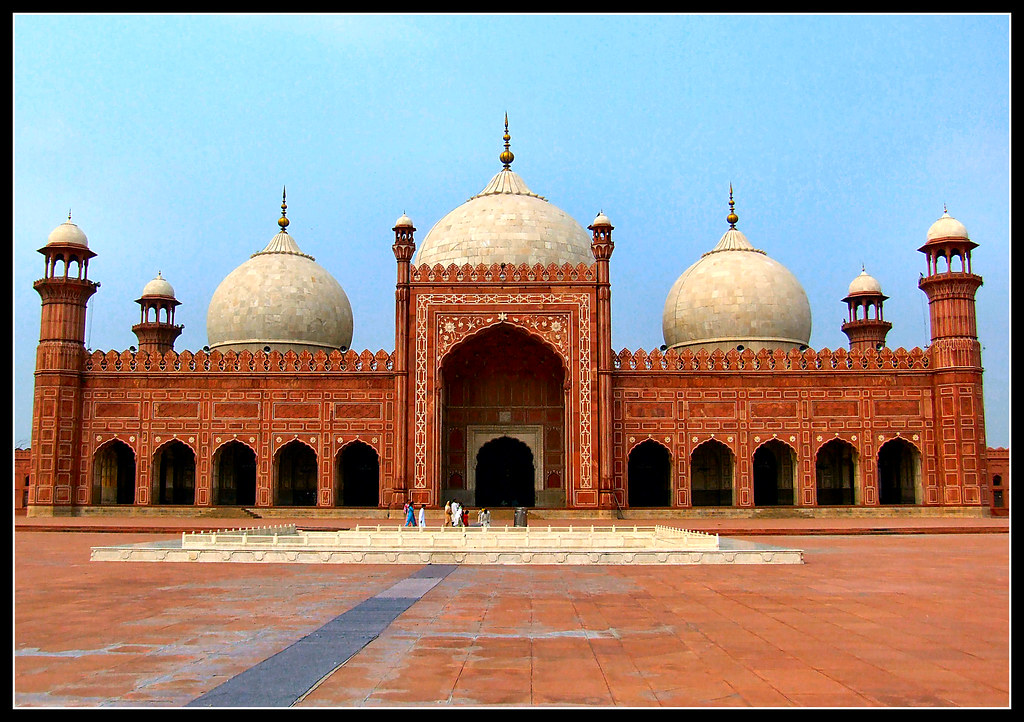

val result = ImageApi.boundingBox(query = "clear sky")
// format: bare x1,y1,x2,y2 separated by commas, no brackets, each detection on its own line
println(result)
13,13,1010,449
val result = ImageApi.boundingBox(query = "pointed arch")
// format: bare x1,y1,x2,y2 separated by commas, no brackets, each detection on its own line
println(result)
690,438,735,506
752,438,797,506
151,438,196,505
627,439,672,507
815,438,859,505
877,437,922,505
335,440,380,507
212,439,258,506
274,439,318,506
92,439,136,505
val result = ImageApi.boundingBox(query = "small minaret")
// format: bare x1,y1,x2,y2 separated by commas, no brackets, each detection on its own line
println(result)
392,211,416,508
31,212,100,514
841,267,892,352
589,210,615,509
917,207,984,369
132,271,183,355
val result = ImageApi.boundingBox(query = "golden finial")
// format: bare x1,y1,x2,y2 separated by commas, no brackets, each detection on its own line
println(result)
278,186,290,232
727,184,739,229
499,112,515,170
67,209,72,223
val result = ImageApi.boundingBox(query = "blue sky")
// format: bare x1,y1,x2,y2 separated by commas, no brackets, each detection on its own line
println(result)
13,14,1010,448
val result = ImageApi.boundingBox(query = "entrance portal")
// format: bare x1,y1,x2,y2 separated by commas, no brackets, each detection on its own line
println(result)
440,324,566,507
475,436,535,508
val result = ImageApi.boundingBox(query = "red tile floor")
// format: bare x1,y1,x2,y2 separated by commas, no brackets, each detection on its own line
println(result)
14,516,1010,707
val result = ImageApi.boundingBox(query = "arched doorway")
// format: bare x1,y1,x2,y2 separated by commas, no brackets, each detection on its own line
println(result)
93,440,136,505
441,324,565,508
274,441,318,506
877,438,921,505
627,440,672,507
153,440,195,505
212,441,257,505
815,439,857,505
753,440,796,506
690,439,734,506
475,436,535,508
335,441,380,507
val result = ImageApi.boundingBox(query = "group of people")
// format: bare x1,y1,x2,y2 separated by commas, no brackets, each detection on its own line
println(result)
445,500,491,528
401,500,491,528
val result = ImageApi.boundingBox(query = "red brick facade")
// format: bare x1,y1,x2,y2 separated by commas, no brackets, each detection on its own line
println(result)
26,212,994,516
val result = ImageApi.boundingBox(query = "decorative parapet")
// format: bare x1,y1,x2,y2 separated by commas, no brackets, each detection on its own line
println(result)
410,261,596,283
83,348,395,373
614,345,931,372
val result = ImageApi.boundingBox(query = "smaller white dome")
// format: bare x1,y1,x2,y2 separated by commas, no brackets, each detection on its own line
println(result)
394,212,414,228
47,218,88,248
591,211,612,227
142,271,176,298
926,209,969,241
847,268,882,296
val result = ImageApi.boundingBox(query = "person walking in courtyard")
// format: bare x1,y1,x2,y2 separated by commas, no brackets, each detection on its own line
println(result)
404,501,416,527
418,504,426,528
462,507,469,527
444,500,452,527
477,507,491,528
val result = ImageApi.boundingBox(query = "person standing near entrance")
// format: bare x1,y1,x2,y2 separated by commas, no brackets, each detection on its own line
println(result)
477,508,491,528
451,500,462,526
418,504,426,528
444,500,452,527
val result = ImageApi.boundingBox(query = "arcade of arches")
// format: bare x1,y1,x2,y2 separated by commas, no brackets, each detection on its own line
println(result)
85,433,926,509
91,438,381,508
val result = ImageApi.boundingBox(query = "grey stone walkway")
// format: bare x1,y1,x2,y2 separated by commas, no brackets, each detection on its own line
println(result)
187,564,459,707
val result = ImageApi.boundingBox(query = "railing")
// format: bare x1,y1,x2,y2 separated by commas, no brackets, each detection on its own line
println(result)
85,348,394,373
409,261,597,283
613,345,930,372
181,523,720,551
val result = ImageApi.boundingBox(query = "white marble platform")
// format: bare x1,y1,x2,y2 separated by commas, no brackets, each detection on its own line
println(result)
90,524,804,565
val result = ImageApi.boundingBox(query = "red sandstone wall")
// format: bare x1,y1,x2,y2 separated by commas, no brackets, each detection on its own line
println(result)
74,349,395,508
609,346,980,508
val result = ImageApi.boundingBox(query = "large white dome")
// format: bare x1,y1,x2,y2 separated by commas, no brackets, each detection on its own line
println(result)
414,168,594,268
207,223,353,354
662,218,812,353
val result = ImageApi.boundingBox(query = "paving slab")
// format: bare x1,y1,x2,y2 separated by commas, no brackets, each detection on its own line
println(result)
14,516,1010,708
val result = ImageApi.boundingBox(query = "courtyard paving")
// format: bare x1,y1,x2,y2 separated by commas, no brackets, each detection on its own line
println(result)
13,515,1010,707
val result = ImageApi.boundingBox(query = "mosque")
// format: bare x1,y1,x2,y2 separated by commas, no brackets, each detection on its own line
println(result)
27,121,990,516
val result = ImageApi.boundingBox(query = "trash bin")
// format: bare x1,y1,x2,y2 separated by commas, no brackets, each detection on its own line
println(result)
513,507,528,527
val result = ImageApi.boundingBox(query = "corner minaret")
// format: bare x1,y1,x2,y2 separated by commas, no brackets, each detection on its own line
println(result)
917,207,984,369
917,207,986,507
841,267,892,352
132,271,183,355
30,212,100,515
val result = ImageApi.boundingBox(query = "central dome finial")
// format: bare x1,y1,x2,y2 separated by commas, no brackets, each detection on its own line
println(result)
727,183,739,229
500,112,514,170
278,186,290,232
